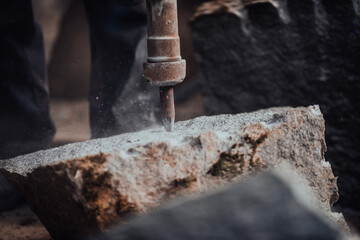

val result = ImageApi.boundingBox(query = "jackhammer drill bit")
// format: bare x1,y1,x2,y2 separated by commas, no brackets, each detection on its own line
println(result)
143,0,186,132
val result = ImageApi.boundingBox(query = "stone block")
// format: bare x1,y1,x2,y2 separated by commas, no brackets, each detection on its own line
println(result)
0,106,346,239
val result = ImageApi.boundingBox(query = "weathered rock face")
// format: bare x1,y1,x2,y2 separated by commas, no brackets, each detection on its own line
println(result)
95,172,345,240
0,106,345,239
191,0,360,217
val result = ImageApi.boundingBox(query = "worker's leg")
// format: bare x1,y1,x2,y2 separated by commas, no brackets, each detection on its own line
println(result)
0,1,55,211
84,0,160,138
0,1,55,159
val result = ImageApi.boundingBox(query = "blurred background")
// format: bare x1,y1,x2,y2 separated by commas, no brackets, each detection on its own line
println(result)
2,1,360,238
32,0,206,146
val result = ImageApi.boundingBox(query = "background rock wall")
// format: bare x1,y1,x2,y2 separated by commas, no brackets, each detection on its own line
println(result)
191,0,360,220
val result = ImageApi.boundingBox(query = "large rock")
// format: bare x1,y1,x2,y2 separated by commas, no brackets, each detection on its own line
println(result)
94,172,345,240
191,0,360,218
0,106,346,239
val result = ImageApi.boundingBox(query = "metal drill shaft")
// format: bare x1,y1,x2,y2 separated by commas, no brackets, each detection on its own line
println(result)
160,86,175,132
143,0,186,132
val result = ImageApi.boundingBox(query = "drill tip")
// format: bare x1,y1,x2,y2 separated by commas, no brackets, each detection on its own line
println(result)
162,116,175,132
160,86,175,132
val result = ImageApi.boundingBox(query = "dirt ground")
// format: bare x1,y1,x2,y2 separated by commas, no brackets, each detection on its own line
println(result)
0,205,50,240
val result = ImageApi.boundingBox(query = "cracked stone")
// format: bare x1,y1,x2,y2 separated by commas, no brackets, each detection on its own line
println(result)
0,105,347,239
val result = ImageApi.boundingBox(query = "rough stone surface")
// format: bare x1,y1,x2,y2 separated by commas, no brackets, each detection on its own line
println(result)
191,0,360,217
93,172,345,240
0,106,346,239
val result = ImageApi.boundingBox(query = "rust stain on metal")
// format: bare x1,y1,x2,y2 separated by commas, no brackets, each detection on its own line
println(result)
144,61,186,86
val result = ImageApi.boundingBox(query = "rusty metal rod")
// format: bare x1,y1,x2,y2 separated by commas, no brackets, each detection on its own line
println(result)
144,0,186,132
160,86,175,132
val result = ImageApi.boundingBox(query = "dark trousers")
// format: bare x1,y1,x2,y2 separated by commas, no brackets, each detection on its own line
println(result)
0,0,157,159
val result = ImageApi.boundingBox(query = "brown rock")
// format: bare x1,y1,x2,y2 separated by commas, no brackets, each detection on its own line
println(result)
0,106,347,239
